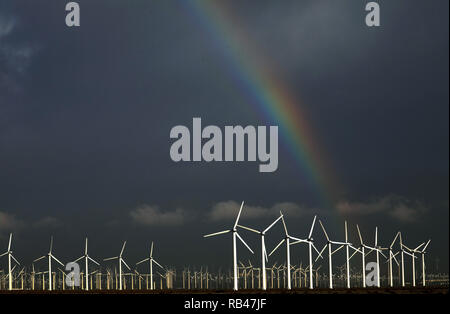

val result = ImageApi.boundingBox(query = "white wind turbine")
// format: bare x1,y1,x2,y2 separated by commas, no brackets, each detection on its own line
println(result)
136,241,164,290
290,215,323,289
73,237,100,291
402,240,426,287
33,236,64,291
0,233,20,291
317,220,350,289
398,232,417,287
365,227,388,287
418,240,431,286
237,213,284,290
204,201,254,291
388,232,401,287
341,221,363,289
348,225,377,288
104,241,131,290
268,213,307,290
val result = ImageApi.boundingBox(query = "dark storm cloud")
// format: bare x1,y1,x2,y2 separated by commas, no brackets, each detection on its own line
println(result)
0,0,447,271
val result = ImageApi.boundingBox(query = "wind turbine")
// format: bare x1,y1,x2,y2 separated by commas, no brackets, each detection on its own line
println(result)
290,215,323,289
398,233,417,287
402,241,426,287
341,221,363,289
388,232,401,287
317,220,349,289
104,241,131,290
237,213,284,290
268,212,307,290
349,225,377,288
136,241,164,290
0,233,20,290
418,240,431,286
33,236,64,291
204,201,254,291
365,227,388,287
73,237,100,291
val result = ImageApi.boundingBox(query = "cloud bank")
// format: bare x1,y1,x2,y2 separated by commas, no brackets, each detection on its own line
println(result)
130,204,187,226
336,195,428,223
207,200,317,221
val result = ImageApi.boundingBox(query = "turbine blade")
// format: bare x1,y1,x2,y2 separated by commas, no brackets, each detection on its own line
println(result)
308,215,317,239
153,259,164,270
73,256,84,263
356,225,363,245
315,244,327,262
236,232,254,254
85,237,88,255
233,201,245,229
49,236,53,253
375,227,378,247
319,220,329,241
348,249,358,261
8,233,12,251
237,225,260,234
269,239,285,257
204,230,230,238
136,258,149,265
150,242,154,257
281,215,289,236
11,254,20,265
263,214,283,234
421,239,431,252
345,221,348,242
34,255,46,263
120,241,127,256
104,256,119,261
331,245,344,256
121,258,131,270
88,256,100,266
414,242,425,251
390,232,400,248
52,255,64,266
312,243,323,259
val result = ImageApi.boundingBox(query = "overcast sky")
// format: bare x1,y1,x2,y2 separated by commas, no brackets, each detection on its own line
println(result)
0,0,448,275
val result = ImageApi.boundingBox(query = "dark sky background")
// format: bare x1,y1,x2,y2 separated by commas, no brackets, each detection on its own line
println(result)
0,0,448,276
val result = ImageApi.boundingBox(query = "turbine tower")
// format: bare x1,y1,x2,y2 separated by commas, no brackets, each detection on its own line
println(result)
136,241,165,290
290,215,323,289
204,201,254,291
268,213,307,290
388,232,401,287
33,236,64,291
0,233,20,290
104,241,131,290
237,213,283,290
418,240,431,286
318,220,349,289
74,237,100,291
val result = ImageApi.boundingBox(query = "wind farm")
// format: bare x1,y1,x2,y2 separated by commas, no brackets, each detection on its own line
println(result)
0,202,447,294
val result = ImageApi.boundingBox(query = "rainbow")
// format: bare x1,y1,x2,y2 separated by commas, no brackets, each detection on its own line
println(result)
180,1,339,207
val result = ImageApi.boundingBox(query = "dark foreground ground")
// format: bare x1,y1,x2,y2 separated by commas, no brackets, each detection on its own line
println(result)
0,287,448,294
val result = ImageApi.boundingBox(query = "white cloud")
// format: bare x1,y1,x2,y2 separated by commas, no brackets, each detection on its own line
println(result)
207,200,315,221
336,195,427,223
32,216,63,229
0,211,25,238
130,204,186,226
0,14,37,92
